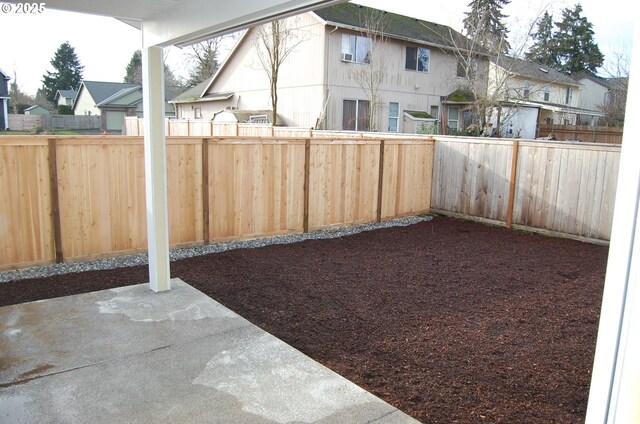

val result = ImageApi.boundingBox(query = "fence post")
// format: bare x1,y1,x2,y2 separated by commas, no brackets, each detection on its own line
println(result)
376,139,386,222
505,140,519,228
303,138,311,232
202,138,210,244
47,138,64,263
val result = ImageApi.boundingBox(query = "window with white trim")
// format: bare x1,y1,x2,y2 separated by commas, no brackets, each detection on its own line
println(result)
341,34,371,64
544,85,551,101
405,47,430,72
388,102,399,132
447,106,460,130
565,87,573,104
343,99,370,131
194,107,202,119
523,80,531,99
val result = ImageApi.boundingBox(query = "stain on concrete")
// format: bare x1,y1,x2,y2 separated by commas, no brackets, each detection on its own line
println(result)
192,333,370,423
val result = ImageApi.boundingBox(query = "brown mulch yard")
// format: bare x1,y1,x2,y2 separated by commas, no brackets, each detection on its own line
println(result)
0,216,608,423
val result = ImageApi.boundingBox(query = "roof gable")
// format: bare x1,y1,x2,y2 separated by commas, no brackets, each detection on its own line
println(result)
0,68,10,80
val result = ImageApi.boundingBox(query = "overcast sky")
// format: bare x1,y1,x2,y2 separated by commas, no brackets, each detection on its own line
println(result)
0,0,633,96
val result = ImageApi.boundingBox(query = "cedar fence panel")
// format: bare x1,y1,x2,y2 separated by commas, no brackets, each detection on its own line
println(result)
0,138,54,267
0,133,619,270
538,124,623,144
432,137,620,241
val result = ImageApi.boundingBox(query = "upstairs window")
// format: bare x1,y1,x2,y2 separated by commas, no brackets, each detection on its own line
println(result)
341,34,371,64
523,80,531,99
544,85,551,101
565,87,573,104
406,47,430,72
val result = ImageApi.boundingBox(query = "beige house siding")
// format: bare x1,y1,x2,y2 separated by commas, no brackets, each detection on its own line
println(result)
175,10,484,132
577,78,608,112
74,89,100,116
324,28,477,132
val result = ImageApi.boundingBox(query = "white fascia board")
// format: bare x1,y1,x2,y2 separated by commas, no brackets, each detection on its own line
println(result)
142,0,345,47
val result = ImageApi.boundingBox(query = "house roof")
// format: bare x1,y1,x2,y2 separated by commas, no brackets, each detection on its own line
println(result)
572,71,615,89
97,85,185,108
0,68,9,80
492,56,579,86
55,89,78,100
77,81,140,105
313,2,474,52
25,105,49,111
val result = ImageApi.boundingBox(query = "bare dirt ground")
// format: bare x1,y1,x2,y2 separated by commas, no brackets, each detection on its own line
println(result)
0,216,608,423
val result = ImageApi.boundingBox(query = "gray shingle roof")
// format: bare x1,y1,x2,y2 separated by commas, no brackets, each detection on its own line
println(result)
80,81,140,104
492,57,578,85
313,3,473,52
57,89,77,98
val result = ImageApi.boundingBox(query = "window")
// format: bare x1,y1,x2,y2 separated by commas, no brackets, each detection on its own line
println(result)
523,80,531,99
343,99,370,131
544,85,551,101
405,47,430,72
447,106,459,130
341,34,371,64
430,106,439,120
194,107,202,119
388,102,399,132
565,87,573,104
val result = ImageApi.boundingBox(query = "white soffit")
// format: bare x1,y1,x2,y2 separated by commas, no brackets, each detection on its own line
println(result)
8,0,345,47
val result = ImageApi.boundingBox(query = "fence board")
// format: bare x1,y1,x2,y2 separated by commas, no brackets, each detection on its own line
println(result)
208,140,306,239
0,142,54,267
308,140,380,229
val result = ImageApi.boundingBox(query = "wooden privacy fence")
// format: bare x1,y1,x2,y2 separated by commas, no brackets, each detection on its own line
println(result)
0,135,433,269
431,136,620,242
537,124,623,144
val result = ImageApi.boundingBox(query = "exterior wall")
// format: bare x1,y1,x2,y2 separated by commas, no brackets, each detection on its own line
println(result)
196,14,327,127
490,65,579,108
74,88,100,116
325,29,476,132
577,78,608,112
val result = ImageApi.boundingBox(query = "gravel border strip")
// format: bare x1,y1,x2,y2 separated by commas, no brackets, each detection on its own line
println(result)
0,215,432,283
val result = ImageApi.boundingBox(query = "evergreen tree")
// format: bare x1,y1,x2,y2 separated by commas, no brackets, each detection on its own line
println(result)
463,0,511,54
554,4,603,75
41,42,84,103
123,49,184,87
525,11,558,68
186,38,221,87
124,50,142,84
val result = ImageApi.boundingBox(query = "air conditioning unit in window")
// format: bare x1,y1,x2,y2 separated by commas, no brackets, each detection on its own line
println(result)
341,53,353,62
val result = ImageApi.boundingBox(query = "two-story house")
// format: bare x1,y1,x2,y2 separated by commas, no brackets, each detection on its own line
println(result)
171,3,487,133
0,68,9,131
488,57,602,138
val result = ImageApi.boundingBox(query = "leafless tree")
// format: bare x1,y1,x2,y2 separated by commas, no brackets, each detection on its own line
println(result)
351,9,388,132
599,47,629,127
255,19,307,125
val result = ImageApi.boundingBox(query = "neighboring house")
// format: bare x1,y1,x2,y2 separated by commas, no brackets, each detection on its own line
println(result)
573,72,628,126
96,85,181,132
54,89,77,108
171,3,488,133
73,81,139,116
0,68,9,130
24,105,50,115
73,80,180,132
488,57,601,138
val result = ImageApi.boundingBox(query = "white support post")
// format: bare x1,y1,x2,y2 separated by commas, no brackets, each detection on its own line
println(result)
141,44,171,293
2,99,8,130
585,27,640,423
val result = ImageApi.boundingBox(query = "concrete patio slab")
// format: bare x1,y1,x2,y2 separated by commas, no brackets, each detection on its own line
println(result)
0,278,419,423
